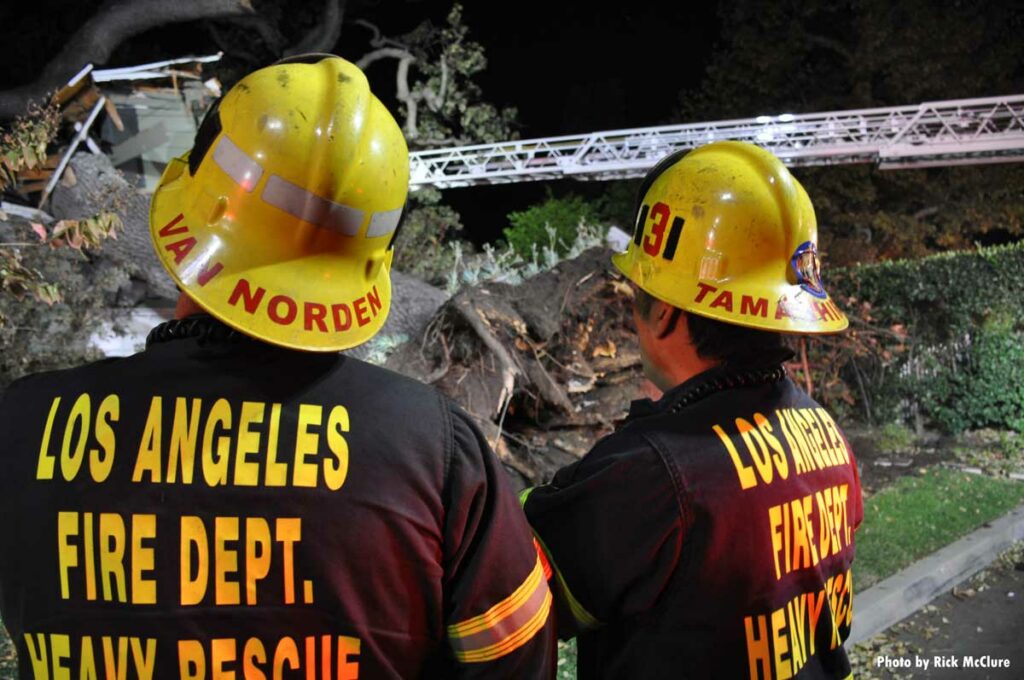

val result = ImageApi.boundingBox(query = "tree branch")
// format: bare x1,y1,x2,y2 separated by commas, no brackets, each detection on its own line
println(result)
804,32,854,63
203,21,261,66
356,47,415,71
284,0,346,56
352,46,420,137
420,57,448,112
396,56,419,139
222,14,286,54
353,19,408,50
0,0,255,120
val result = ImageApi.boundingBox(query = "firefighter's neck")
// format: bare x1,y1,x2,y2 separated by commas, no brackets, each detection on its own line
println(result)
636,303,720,393
175,291,204,319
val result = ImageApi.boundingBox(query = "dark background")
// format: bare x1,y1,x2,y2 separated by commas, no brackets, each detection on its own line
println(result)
0,0,719,240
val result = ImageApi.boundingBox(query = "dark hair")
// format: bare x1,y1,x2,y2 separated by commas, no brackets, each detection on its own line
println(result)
634,288,788,367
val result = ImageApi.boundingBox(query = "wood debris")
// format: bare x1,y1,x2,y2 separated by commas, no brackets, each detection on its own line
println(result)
388,248,647,486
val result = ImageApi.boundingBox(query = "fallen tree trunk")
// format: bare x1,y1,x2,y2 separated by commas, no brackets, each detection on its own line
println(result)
0,0,255,120
387,247,648,487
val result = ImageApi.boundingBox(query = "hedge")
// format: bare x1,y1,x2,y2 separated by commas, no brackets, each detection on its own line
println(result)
820,241,1024,433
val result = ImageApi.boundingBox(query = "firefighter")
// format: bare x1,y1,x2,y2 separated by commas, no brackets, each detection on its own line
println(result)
0,56,554,679
523,141,863,679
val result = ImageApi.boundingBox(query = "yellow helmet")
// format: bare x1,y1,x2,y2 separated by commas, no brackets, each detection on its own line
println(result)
612,141,848,334
149,55,409,351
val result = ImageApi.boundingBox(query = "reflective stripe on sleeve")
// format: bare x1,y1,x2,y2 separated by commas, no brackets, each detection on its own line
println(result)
533,537,553,581
532,531,601,631
448,556,552,663
520,486,602,631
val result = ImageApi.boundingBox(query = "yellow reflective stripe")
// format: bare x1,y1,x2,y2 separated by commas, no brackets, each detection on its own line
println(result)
519,485,601,630
448,558,545,637
518,486,534,505
532,531,601,630
453,591,553,663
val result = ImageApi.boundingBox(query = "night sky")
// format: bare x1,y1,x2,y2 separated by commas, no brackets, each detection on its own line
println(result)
0,0,722,240
428,0,720,238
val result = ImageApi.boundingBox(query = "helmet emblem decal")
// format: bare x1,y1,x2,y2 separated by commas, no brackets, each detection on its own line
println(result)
791,241,827,299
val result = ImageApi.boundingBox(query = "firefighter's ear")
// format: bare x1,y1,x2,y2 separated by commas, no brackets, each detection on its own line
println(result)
652,302,683,340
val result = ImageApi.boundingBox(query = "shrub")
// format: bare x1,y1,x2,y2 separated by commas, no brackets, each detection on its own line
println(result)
928,318,1024,432
811,241,1024,432
877,422,915,454
504,193,595,258
393,187,467,286
446,222,604,295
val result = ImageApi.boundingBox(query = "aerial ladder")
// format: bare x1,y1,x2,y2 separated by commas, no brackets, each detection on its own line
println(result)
409,95,1024,189
51,54,1024,191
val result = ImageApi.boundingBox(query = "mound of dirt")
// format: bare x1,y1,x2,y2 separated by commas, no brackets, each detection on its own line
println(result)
387,247,649,487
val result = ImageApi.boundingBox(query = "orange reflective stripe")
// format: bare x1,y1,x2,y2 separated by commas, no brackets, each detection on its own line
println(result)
533,537,553,581
455,591,553,663
448,557,544,637
448,556,551,663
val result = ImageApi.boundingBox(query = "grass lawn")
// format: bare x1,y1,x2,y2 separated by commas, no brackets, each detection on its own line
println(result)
855,468,1024,588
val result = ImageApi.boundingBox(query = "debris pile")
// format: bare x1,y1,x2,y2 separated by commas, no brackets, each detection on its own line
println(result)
1,53,448,362
388,247,650,486
4,54,221,207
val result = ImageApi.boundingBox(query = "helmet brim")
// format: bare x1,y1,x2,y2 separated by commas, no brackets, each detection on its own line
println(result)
150,157,392,352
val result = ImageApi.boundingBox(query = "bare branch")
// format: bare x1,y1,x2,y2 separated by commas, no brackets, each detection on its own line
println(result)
396,56,419,139
353,19,408,50
284,0,346,56
0,0,255,120
356,48,415,72
420,57,448,112
804,32,854,63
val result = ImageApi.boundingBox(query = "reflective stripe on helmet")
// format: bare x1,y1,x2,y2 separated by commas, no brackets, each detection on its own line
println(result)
261,174,365,236
366,207,403,238
212,135,263,192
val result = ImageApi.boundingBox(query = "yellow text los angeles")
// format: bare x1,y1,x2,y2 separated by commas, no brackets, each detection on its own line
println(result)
34,393,350,489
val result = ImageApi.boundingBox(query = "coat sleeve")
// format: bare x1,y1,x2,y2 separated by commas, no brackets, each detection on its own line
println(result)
435,400,556,678
522,430,688,640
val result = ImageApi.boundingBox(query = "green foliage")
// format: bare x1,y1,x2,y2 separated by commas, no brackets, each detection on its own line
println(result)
393,186,466,285
0,102,60,191
0,224,129,385
952,430,1024,478
364,5,519,269
928,319,1024,433
589,180,642,227
396,3,518,148
557,639,577,679
877,423,914,455
854,468,1024,589
0,212,122,317
814,242,1024,432
360,333,410,366
504,193,595,259
679,0,1024,267
447,222,604,294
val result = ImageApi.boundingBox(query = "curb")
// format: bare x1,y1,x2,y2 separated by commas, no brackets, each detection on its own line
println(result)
849,502,1024,645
